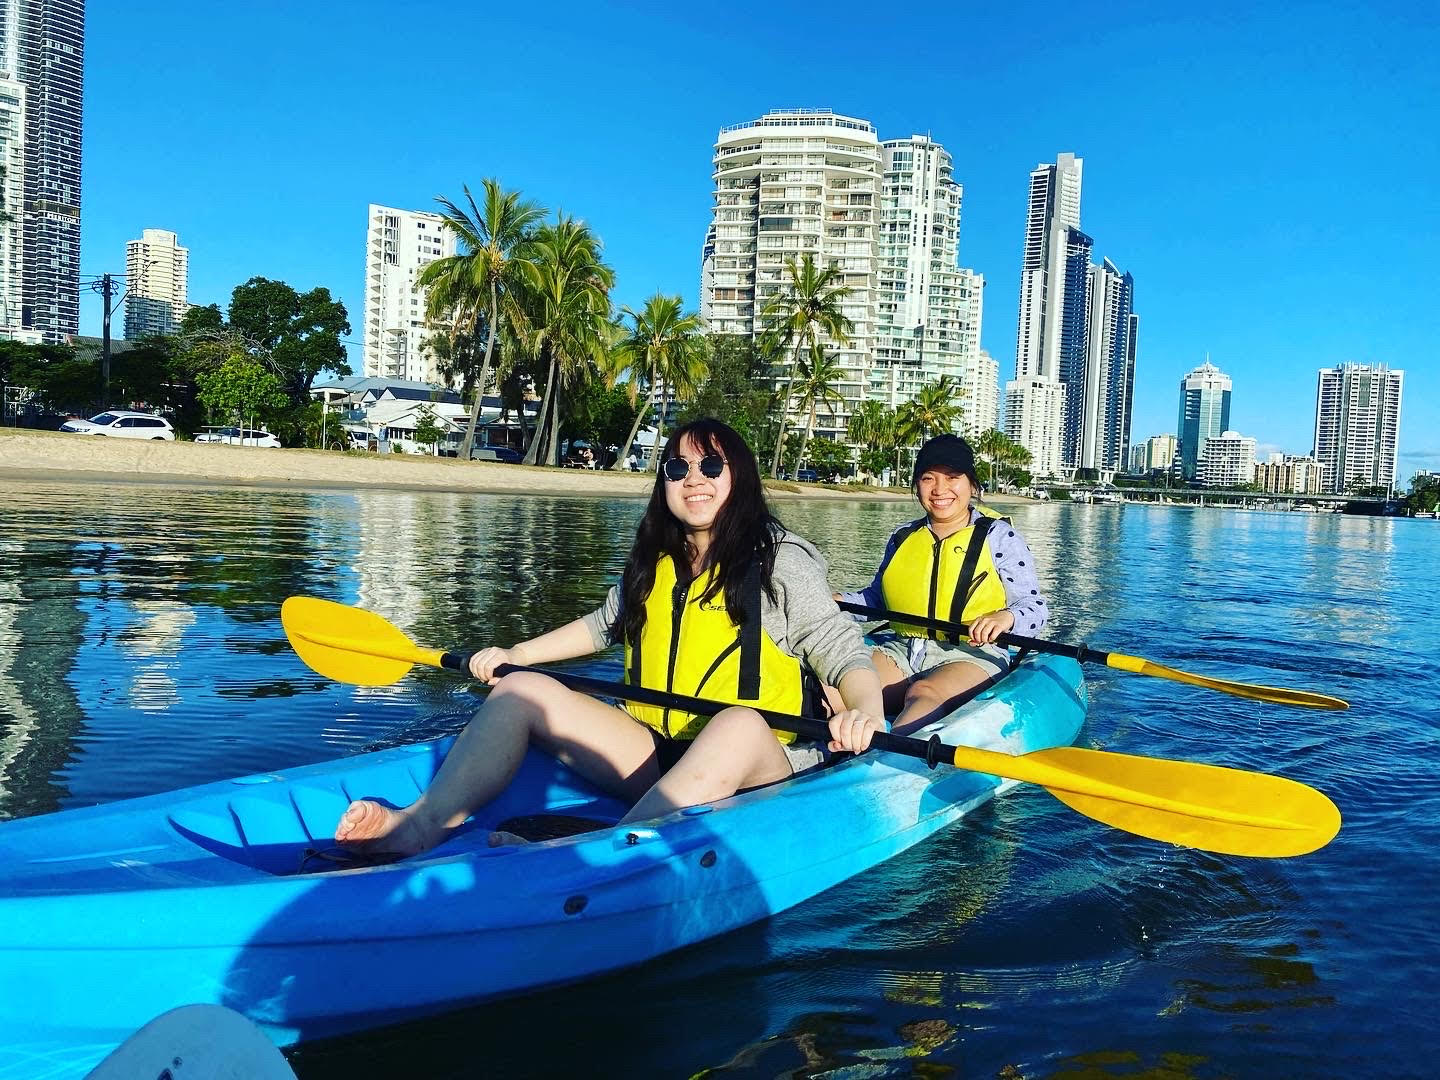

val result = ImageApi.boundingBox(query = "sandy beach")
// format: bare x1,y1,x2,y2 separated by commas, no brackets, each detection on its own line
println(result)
0,429,932,502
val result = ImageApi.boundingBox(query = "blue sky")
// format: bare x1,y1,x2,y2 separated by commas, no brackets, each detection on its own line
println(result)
81,1,1438,474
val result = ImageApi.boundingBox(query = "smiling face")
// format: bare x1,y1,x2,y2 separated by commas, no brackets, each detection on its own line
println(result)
663,435,733,542
917,467,974,529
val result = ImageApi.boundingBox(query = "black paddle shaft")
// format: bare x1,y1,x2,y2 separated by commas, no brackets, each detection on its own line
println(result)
835,601,1113,666
436,654,954,769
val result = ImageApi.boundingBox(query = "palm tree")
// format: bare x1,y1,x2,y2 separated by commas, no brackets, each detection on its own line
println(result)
607,294,706,471
895,377,965,482
974,427,1011,490
847,398,899,482
791,344,846,472
759,254,854,478
513,216,614,466
1001,439,1033,487
418,180,546,460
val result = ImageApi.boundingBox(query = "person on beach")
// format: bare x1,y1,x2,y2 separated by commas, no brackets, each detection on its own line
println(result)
836,433,1049,734
336,418,886,855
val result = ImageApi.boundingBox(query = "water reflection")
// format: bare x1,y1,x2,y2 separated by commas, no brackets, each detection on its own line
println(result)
0,481,1437,1078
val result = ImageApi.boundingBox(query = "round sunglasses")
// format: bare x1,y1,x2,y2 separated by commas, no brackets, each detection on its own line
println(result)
663,454,726,482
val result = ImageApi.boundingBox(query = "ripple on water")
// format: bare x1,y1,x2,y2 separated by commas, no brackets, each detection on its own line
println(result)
2,485,1438,1077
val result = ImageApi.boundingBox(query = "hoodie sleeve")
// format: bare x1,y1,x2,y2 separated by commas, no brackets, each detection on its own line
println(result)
769,537,874,686
581,584,623,650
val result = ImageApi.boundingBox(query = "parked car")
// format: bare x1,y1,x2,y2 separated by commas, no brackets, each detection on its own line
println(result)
470,446,521,464
194,426,283,448
59,411,175,440
796,468,818,483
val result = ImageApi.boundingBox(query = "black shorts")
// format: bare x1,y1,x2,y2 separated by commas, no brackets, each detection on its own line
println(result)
649,728,691,775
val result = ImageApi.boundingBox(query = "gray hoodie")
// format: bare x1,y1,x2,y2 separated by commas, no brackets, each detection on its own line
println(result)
582,530,873,687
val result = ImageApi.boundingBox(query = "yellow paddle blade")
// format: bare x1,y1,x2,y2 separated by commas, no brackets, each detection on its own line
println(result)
281,596,443,687
1105,653,1348,710
1021,745,1342,857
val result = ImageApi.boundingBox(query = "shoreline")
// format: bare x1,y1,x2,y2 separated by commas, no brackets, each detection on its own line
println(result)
0,429,934,502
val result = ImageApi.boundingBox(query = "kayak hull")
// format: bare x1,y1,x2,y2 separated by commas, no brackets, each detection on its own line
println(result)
0,655,1085,1068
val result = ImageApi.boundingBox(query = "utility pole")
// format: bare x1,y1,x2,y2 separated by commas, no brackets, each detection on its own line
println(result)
98,273,115,406
82,265,152,409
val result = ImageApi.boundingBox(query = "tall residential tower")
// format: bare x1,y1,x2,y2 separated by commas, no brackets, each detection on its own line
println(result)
1006,153,1082,477
1313,362,1403,494
361,204,457,385
123,228,188,338
1079,259,1137,474
704,109,880,440
869,135,986,431
1,0,83,343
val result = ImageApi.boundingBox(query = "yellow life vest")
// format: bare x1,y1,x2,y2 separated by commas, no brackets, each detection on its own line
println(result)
878,506,1010,639
622,553,813,742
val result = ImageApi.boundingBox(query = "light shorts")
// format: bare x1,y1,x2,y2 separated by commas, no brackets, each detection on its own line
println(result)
870,629,1010,681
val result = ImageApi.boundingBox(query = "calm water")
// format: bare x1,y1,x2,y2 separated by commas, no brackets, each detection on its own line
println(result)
1,480,1437,1078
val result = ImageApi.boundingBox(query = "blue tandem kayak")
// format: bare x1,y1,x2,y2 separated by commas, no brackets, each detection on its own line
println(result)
0,654,1085,1069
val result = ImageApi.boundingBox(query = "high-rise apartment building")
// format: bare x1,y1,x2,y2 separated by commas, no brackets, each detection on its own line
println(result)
1079,258,1137,473
0,1,83,344
1256,455,1325,495
361,204,458,385
1005,153,1082,477
1197,430,1257,487
705,110,880,440
123,229,188,338
869,136,984,425
1176,360,1232,481
0,55,23,337
1312,362,1403,494
962,348,1000,437
1133,432,1177,474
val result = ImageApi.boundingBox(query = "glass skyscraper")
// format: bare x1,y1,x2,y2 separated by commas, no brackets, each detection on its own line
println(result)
1177,360,1232,481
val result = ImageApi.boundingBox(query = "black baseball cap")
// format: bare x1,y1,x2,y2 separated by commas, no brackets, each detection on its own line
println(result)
912,434,980,488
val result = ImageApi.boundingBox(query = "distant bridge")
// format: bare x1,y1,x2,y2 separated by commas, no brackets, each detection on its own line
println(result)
1060,485,1395,511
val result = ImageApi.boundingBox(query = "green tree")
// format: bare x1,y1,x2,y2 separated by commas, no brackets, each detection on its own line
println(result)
412,405,446,455
195,353,289,432
563,368,634,460
180,304,224,335
759,254,854,478
846,398,899,482
226,278,351,403
807,436,852,481
418,180,546,460
514,216,614,467
677,334,772,449
791,344,846,472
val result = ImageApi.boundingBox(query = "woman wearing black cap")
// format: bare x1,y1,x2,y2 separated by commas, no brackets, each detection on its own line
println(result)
836,433,1050,732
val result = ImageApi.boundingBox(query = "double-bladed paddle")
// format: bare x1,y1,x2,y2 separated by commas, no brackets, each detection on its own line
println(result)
281,596,1341,858
836,601,1348,710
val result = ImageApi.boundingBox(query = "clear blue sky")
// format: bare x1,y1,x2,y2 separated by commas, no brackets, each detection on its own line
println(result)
81,0,1438,475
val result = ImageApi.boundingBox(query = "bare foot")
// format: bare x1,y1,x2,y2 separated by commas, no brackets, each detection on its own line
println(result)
486,830,531,848
334,800,429,856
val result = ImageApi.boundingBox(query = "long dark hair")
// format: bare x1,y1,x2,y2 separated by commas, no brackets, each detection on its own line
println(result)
613,418,784,645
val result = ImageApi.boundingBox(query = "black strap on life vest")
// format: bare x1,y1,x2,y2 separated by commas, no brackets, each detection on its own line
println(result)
737,559,763,700
947,519,993,641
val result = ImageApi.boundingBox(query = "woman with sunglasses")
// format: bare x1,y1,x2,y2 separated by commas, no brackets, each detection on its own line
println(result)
836,433,1049,734
335,418,885,855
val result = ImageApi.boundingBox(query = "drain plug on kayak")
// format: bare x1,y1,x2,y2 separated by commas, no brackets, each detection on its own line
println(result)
564,895,588,915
